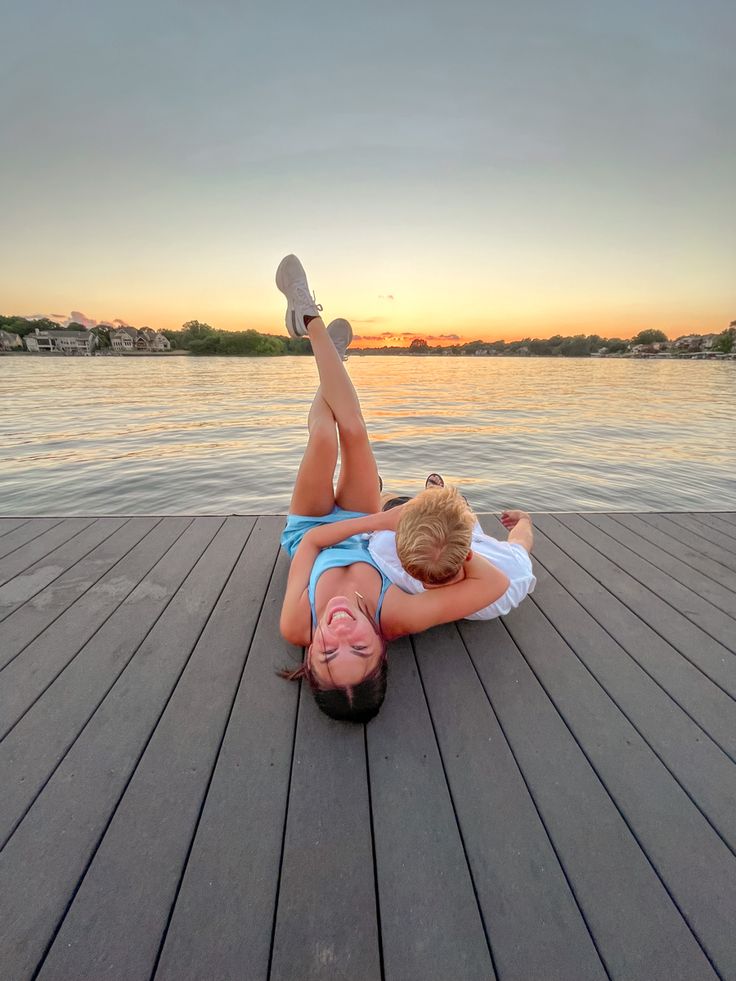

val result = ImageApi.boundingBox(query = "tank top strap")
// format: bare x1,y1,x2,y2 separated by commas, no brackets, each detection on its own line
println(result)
375,573,392,627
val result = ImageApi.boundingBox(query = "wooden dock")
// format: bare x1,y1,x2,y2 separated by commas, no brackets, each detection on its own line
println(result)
0,512,735,981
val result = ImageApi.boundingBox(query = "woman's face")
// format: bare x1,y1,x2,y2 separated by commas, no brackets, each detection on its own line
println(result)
308,595,383,687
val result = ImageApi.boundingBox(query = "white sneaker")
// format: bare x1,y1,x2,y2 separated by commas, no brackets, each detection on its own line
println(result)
327,318,353,361
275,254,323,337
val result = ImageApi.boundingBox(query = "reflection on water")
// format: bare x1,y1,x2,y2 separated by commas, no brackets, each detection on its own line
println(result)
1,355,734,514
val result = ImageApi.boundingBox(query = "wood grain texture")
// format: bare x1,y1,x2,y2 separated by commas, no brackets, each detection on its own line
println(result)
0,512,732,981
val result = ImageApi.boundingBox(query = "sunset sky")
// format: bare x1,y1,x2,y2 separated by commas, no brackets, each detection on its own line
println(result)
1,1,734,346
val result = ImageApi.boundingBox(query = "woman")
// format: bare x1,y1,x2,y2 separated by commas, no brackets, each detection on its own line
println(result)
276,255,511,722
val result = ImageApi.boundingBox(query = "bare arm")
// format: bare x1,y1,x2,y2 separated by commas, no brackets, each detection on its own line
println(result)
501,509,534,553
301,506,402,550
279,538,320,646
382,553,510,638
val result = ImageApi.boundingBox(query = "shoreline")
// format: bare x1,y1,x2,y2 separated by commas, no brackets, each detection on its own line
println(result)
2,350,734,361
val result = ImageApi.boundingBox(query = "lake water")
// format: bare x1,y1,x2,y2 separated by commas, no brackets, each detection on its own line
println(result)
1,355,734,515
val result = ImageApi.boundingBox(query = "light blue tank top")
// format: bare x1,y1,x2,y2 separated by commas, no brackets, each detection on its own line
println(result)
308,534,393,628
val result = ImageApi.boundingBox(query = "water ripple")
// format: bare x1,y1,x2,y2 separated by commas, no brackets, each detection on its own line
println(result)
1,355,734,514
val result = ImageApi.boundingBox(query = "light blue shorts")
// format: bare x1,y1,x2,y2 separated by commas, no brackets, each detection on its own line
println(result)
280,506,369,559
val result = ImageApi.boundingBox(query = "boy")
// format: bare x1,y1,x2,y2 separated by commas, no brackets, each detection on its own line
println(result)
368,485,536,620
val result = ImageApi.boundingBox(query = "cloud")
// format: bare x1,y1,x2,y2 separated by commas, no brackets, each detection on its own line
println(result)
389,331,462,341
26,311,134,329
352,329,465,346
69,310,98,328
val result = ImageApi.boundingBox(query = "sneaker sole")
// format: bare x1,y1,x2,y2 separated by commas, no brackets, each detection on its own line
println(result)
327,318,353,360
275,254,302,293
275,254,309,338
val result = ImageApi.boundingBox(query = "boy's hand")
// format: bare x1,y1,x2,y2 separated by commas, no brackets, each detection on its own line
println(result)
500,509,531,530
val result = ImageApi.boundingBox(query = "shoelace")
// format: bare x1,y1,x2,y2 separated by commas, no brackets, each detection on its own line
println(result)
294,281,323,314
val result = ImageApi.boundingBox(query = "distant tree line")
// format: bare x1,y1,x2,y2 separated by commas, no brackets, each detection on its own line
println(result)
3,315,733,356
0,315,59,336
0,316,312,357
379,330,663,357
406,333,631,356
161,321,312,356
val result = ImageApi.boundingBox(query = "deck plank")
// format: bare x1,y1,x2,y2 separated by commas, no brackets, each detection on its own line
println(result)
414,623,608,981
0,517,252,981
535,515,736,698
644,514,736,575
657,514,736,571
154,547,299,981
0,517,227,847
0,511,733,981
0,519,63,559
684,513,736,543
584,513,736,617
0,517,183,674
36,517,281,981
0,519,96,581
269,690,382,980
555,514,736,653
0,516,155,627
526,524,736,760
458,614,717,981
0,518,196,733
367,637,494,981
608,513,736,597
492,577,736,977
0,519,30,538
513,542,736,851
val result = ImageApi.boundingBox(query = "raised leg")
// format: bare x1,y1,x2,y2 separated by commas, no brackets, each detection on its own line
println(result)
306,317,382,514
306,317,363,426
288,389,339,516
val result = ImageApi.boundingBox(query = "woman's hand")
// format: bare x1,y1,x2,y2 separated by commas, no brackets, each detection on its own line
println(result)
301,506,403,551
500,509,531,530
376,503,405,533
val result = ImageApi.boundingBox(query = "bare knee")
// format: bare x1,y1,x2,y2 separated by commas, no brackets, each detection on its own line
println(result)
337,415,369,446
308,393,335,432
308,419,337,453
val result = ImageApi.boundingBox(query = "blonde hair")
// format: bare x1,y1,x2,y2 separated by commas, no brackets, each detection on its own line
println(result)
395,486,474,585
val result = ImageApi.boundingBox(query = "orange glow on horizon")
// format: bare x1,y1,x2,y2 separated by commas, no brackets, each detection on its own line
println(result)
5,292,731,347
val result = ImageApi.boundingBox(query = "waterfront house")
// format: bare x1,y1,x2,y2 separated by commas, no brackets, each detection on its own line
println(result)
110,327,171,352
139,327,171,351
110,327,137,351
632,341,671,356
674,335,704,352
0,329,23,350
24,328,97,355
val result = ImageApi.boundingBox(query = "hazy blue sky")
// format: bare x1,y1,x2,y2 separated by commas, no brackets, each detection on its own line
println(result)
1,0,734,341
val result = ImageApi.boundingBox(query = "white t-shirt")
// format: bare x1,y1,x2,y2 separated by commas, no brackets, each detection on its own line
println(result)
367,520,536,620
